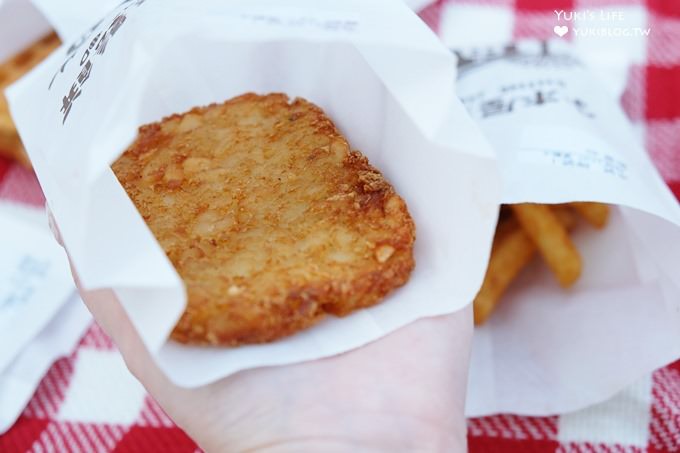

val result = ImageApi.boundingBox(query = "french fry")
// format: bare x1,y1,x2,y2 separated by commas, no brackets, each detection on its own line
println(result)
551,204,578,229
473,218,535,325
474,204,581,325
494,214,518,238
569,202,609,228
498,204,513,223
511,203,582,288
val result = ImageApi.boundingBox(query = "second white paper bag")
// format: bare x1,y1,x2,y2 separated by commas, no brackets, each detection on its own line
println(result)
455,41,680,416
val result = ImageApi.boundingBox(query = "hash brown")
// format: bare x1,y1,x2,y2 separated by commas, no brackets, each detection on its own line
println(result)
0,32,61,167
112,93,416,346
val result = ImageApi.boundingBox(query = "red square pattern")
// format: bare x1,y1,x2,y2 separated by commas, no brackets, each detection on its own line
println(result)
645,65,680,120
516,0,575,12
647,0,680,18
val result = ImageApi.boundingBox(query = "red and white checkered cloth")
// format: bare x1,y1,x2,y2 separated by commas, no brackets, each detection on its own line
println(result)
1,0,679,450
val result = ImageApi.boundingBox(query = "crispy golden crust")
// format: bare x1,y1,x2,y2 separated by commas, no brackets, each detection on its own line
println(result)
112,93,416,346
0,32,61,167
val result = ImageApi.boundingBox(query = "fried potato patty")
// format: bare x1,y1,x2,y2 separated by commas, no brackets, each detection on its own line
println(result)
112,93,415,346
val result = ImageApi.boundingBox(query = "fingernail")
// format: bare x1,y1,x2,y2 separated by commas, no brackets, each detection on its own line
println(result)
46,204,64,247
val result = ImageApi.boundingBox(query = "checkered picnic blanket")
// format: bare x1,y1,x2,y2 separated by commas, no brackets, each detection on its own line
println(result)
1,0,679,451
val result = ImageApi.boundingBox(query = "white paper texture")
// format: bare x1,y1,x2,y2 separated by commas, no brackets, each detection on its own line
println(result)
455,41,680,416
8,0,500,387
0,293,91,434
402,0,436,12
30,0,120,42
0,0,51,62
0,203,76,373
0,202,91,434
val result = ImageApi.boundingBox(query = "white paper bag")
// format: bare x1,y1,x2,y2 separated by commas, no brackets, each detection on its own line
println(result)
0,202,76,374
0,0,51,62
0,3,92,433
0,291,90,434
402,0,436,13
0,202,92,434
455,41,680,416
30,0,121,42
8,0,501,388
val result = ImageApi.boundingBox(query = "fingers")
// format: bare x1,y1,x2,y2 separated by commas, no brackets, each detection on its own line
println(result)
77,282,197,424
48,206,185,409
46,204,63,247
72,269,176,397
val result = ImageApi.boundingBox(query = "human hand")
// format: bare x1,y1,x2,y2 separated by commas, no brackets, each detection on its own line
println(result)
50,212,473,452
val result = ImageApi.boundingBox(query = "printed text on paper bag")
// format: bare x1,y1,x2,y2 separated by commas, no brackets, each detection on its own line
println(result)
48,0,147,124
460,79,595,120
519,147,628,180
239,13,358,32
